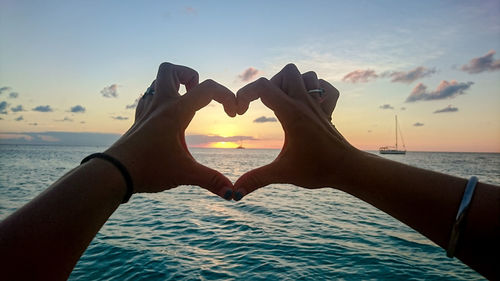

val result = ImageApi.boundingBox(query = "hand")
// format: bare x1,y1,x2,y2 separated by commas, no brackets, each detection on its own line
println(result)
105,63,237,199
233,63,360,200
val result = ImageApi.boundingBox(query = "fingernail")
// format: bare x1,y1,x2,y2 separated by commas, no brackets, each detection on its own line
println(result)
234,191,243,201
223,189,233,200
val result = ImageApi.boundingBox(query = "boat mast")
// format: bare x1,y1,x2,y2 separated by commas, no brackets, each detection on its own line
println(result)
395,115,398,149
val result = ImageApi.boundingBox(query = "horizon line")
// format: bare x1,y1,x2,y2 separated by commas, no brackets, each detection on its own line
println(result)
1,143,499,154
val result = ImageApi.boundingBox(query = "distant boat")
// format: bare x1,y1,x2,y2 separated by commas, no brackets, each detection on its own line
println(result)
236,139,245,149
379,115,406,155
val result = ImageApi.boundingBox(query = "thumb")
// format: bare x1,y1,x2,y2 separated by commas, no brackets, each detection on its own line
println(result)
233,162,283,201
186,162,235,200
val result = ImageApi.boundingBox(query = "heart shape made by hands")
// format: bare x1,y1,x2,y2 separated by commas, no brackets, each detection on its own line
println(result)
107,63,350,202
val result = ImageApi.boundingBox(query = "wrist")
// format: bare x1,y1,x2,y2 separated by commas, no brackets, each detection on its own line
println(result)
79,157,128,205
326,148,372,192
104,144,141,187
81,153,134,203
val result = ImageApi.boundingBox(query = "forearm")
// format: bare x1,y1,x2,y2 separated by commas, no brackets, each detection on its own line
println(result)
335,151,500,278
0,159,125,280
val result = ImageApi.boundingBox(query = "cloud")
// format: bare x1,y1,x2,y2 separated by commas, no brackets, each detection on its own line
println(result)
11,105,24,112
406,80,473,102
342,69,378,83
434,105,459,113
0,101,8,114
39,135,60,142
100,84,119,98
0,87,11,95
413,122,424,127
14,116,23,121
126,97,140,109
69,105,86,113
238,67,260,82
0,132,120,146
400,107,406,110
55,117,73,122
342,66,435,84
185,134,256,146
379,104,394,110
32,105,53,112
388,66,436,84
461,50,500,74
0,133,33,141
185,6,197,14
9,92,19,98
253,116,277,123
111,116,128,120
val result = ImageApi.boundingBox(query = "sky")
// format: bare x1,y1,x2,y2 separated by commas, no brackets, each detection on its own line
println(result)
0,0,499,152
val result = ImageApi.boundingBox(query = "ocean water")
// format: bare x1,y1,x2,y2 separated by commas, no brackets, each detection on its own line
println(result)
1,145,499,280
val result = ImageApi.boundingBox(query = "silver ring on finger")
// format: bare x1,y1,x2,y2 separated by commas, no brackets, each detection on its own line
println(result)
307,88,325,97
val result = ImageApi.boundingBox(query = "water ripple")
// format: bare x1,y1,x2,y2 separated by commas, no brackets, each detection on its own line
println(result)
1,146,495,280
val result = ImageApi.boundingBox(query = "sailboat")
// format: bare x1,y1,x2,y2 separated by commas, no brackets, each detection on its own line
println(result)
379,115,406,155
236,139,245,149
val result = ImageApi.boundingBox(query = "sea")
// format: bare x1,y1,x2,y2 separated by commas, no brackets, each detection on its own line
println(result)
1,144,499,280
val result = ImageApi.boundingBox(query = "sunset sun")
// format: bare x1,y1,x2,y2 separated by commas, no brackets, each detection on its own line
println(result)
211,141,238,149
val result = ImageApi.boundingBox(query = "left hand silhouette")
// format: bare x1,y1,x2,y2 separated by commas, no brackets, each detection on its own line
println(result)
105,63,238,200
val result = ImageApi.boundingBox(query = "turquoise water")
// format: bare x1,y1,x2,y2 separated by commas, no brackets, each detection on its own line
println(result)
1,145,498,280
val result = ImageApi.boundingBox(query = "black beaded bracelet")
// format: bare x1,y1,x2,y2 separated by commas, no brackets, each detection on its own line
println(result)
81,153,133,203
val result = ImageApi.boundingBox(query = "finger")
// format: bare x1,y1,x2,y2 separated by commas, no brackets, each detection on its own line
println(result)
154,62,199,101
179,79,237,118
302,71,324,102
135,80,156,120
236,77,294,119
187,162,234,200
233,162,284,201
270,63,308,101
319,79,340,120
302,71,319,91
